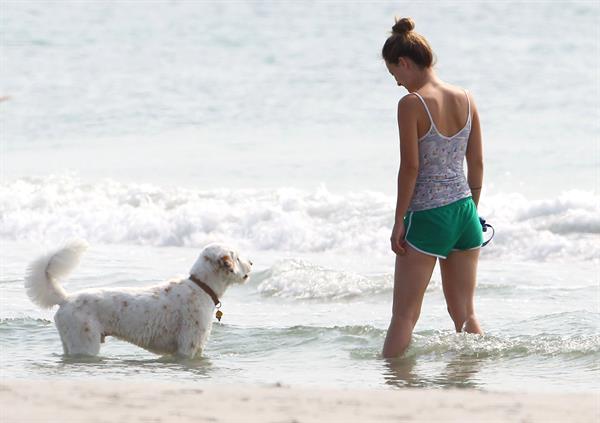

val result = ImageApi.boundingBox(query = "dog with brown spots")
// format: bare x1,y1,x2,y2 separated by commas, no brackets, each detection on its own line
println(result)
24,240,252,358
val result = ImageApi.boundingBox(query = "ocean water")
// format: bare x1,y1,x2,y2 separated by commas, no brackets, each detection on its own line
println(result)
1,0,599,393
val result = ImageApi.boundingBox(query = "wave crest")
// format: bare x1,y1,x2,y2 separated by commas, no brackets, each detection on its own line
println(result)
254,259,391,300
1,175,598,261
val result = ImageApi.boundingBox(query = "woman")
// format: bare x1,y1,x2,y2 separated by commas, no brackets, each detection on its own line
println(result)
381,17,484,358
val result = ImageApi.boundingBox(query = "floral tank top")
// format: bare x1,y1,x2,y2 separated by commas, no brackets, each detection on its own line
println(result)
408,90,473,212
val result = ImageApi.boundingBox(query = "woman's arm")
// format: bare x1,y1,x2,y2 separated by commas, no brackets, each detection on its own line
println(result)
465,94,484,207
390,95,420,254
395,95,420,220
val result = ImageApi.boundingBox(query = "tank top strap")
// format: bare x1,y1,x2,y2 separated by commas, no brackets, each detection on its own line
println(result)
464,89,471,124
411,92,435,127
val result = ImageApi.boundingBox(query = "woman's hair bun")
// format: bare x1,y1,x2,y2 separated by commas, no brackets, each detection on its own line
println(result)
382,16,433,68
392,17,415,35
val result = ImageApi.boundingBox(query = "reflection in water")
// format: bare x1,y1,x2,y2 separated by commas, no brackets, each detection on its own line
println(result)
436,354,483,389
382,355,425,388
31,353,215,380
382,353,484,389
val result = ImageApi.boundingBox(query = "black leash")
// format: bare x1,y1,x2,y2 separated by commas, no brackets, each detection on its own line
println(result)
479,217,495,247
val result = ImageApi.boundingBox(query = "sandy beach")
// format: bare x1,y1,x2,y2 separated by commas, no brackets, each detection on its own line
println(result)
1,379,597,423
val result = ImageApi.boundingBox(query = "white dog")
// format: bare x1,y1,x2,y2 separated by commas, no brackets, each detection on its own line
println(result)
25,240,252,358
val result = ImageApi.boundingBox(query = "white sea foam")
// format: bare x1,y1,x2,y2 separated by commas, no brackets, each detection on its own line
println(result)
254,259,391,300
406,330,600,358
1,175,598,261
479,190,600,261
253,259,597,301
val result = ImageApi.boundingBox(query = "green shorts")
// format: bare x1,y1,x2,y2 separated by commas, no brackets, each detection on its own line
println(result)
403,197,483,259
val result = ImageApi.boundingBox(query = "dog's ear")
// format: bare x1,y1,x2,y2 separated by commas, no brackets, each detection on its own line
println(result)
218,255,234,272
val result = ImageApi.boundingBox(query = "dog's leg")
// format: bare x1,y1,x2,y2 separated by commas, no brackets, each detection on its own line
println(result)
176,326,206,359
55,310,102,356
54,310,72,355
58,333,70,355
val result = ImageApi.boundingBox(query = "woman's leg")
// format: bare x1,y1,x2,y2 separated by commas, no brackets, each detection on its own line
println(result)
382,246,437,358
439,248,483,334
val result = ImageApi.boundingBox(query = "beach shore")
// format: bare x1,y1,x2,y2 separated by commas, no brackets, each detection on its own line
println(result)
0,379,597,423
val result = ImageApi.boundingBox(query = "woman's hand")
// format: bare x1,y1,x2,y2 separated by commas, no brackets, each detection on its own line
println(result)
390,221,407,255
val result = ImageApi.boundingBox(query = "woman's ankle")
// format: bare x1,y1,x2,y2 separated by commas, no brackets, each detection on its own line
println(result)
462,315,483,334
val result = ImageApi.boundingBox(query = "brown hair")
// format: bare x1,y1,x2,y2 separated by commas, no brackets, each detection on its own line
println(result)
381,17,435,68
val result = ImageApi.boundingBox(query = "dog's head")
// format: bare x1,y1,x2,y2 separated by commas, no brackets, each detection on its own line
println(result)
190,243,252,286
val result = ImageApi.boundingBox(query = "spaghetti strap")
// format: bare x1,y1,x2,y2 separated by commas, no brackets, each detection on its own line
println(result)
464,89,471,123
411,92,434,127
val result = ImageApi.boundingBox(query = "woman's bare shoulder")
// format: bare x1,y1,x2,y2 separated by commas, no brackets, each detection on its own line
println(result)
398,92,423,109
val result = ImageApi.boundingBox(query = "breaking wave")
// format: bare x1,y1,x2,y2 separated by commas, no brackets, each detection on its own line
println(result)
1,174,598,261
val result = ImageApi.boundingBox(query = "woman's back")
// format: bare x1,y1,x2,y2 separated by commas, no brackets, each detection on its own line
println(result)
407,85,473,211
413,85,471,140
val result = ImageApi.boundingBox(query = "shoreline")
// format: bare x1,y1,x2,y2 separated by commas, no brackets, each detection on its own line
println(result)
1,379,598,423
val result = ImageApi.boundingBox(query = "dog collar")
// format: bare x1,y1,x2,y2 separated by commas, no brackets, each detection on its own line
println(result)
189,275,223,321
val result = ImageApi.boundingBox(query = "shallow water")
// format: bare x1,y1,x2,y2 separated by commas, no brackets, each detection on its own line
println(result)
1,241,598,392
1,0,599,392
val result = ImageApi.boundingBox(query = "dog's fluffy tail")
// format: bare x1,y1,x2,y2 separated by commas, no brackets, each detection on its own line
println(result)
25,239,89,308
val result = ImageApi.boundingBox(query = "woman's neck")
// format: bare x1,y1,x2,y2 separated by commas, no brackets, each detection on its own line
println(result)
404,67,441,93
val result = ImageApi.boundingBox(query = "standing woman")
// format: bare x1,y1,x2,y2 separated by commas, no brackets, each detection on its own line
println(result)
381,17,484,358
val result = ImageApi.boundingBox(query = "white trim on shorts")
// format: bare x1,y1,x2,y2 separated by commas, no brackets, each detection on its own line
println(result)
405,211,414,237
451,244,483,252
405,240,447,259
